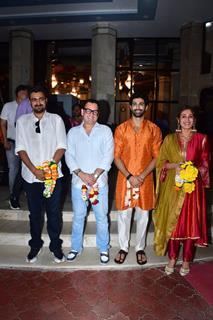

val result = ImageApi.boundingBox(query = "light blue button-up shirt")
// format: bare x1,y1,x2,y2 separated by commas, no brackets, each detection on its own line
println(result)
65,122,114,188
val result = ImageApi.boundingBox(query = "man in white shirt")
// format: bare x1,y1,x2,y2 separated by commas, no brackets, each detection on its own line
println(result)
16,85,67,263
65,99,114,264
0,85,29,209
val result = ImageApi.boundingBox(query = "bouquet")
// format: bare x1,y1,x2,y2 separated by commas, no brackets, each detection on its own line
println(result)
36,160,58,198
81,183,99,205
175,161,198,194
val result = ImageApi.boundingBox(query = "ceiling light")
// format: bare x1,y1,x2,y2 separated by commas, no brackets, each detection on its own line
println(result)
205,22,212,28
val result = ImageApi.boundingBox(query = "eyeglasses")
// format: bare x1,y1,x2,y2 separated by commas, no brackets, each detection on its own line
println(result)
31,97,46,103
35,120,41,133
84,108,99,116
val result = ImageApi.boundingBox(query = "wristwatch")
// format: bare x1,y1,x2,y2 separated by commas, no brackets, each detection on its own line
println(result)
94,173,99,179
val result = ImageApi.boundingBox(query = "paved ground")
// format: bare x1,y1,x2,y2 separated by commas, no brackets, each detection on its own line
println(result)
0,262,213,320
1,174,213,320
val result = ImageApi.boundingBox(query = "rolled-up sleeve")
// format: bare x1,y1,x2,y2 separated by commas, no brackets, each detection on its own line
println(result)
99,126,114,172
15,118,27,154
55,116,67,150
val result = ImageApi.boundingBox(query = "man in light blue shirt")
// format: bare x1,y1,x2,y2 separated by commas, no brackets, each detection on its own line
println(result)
65,99,114,264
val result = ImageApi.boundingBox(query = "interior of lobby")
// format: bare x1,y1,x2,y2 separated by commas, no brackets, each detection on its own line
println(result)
0,0,213,130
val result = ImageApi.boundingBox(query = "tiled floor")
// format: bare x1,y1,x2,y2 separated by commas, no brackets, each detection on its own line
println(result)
1,179,213,320
0,263,213,320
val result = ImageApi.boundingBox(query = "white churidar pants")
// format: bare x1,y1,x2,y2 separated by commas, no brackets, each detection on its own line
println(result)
117,207,149,252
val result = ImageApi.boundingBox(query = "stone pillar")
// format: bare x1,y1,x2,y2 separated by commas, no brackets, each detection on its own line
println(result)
91,23,116,124
179,22,203,106
158,76,171,113
169,71,180,131
9,29,33,99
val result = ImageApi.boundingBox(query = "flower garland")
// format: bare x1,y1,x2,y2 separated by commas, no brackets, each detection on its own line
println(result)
81,183,99,205
175,161,198,194
124,180,140,209
36,160,58,198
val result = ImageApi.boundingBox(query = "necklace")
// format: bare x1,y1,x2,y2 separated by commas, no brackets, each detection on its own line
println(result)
179,132,193,142
178,132,193,161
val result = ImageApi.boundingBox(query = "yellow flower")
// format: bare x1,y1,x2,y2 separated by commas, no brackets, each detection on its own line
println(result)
176,181,183,187
179,163,198,182
183,182,195,193
175,161,198,194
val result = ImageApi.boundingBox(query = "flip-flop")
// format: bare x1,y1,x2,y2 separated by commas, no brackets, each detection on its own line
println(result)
136,250,147,265
114,249,128,264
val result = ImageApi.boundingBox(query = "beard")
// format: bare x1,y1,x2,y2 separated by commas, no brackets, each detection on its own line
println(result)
33,106,46,114
131,109,146,118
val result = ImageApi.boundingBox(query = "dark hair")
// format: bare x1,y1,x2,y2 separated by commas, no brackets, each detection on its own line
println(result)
83,98,99,109
72,103,81,110
29,85,49,98
15,84,29,96
177,105,197,119
129,93,149,106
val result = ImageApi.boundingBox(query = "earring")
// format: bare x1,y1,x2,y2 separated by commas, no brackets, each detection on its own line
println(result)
176,122,181,132
191,124,197,132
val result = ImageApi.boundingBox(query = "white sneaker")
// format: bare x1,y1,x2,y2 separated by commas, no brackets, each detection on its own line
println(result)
100,252,109,264
67,250,79,261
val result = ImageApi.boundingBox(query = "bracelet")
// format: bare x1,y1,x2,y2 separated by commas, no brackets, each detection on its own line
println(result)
126,174,132,180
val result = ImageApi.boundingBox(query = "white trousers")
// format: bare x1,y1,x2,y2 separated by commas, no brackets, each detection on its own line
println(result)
117,207,149,252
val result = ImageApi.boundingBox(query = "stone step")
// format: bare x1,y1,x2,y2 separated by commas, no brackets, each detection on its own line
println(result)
0,209,119,222
0,219,154,247
0,244,212,271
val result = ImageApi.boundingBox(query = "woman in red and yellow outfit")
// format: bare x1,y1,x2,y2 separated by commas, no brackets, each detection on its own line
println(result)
153,106,210,276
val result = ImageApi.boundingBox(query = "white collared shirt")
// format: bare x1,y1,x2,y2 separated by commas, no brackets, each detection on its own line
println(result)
65,122,114,188
15,111,67,183
0,100,18,140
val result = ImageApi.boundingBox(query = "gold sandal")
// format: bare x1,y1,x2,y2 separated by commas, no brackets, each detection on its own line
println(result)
179,267,190,276
165,265,175,275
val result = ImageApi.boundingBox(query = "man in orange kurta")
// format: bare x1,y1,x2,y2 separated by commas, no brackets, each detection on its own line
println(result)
114,93,162,265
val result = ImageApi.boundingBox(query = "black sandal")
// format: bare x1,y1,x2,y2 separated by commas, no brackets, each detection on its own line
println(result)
114,249,128,264
136,250,147,265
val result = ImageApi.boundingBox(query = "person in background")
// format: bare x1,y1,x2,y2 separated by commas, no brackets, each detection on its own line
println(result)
0,84,29,209
69,103,82,128
15,85,67,263
15,96,32,123
65,99,114,264
114,93,162,265
153,106,210,276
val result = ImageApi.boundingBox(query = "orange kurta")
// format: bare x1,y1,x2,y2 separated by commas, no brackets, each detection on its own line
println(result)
115,119,162,210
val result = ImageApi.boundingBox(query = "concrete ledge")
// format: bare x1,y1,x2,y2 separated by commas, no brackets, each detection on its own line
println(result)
0,244,212,271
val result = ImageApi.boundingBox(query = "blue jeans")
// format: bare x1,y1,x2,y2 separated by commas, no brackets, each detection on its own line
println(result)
23,178,63,252
71,184,109,253
6,141,20,196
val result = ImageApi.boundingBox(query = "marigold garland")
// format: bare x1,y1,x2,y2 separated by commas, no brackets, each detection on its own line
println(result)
81,183,99,205
124,180,140,209
36,160,58,198
175,161,198,194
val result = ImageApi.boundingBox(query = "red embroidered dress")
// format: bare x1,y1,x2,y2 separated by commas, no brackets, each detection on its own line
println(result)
154,133,210,256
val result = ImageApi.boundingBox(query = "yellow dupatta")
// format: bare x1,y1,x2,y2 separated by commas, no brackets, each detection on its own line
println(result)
153,134,186,256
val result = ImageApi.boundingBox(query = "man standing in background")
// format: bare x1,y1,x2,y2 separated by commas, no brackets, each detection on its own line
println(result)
0,84,29,209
